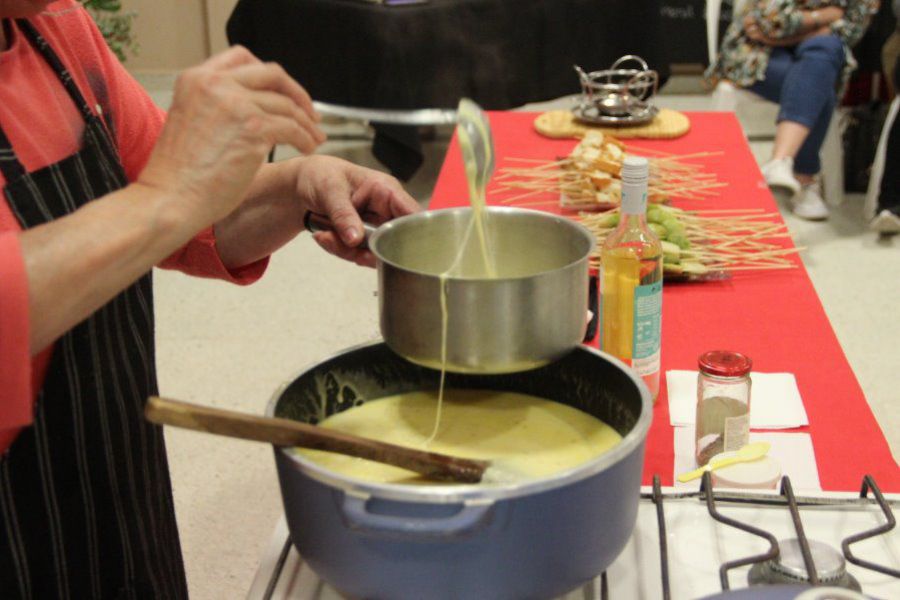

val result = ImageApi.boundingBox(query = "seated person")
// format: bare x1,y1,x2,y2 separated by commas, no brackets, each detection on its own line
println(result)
707,0,879,221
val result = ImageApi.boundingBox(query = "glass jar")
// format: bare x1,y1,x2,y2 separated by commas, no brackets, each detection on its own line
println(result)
694,350,752,466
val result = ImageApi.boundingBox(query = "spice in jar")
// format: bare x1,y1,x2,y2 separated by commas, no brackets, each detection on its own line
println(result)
694,350,752,466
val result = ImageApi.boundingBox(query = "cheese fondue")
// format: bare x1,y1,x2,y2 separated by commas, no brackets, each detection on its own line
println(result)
297,390,622,484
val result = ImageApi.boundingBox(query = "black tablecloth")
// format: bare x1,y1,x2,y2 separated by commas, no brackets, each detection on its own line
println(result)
226,0,669,111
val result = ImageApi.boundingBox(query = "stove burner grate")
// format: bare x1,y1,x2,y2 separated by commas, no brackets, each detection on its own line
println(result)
842,475,900,579
676,473,900,594
747,538,861,591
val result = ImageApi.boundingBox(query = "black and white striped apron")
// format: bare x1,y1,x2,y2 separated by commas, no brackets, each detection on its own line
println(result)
0,19,187,599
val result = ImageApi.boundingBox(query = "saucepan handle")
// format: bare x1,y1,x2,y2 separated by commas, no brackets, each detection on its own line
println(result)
303,212,377,249
339,493,494,539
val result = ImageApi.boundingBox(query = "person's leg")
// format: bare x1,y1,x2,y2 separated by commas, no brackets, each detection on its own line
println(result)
748,49,808,199
791,92,837,179
773,35,846,177
747,48,792,104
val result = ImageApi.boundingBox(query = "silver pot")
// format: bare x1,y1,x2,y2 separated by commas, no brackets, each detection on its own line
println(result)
368,206,594,374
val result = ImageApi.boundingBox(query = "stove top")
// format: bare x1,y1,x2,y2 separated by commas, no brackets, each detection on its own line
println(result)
248,475,900,600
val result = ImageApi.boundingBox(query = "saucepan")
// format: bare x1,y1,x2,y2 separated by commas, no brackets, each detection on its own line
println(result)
307,206,595,374
268,340,652,600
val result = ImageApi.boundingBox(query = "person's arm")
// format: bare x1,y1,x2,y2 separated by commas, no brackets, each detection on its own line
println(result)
744,3,845,45
746,1,808,40
0,234,34,433
743,6,844,47
20,183,203,354
75,10,311,283
20,46,324,354
828,0,880,47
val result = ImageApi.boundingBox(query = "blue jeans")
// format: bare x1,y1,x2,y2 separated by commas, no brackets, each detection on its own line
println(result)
748,35,845,175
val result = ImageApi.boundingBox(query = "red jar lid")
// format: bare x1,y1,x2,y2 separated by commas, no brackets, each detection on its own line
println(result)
698,350,752,377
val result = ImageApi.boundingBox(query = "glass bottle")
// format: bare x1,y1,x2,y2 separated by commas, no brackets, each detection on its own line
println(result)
694,350,752,466
600,156,663,401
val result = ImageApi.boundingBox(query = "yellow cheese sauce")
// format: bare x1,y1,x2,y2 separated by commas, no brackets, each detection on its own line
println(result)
297,390,622,484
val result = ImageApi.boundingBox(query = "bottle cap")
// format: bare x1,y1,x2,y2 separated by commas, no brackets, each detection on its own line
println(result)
698,350,752,378
621,156,649,183
620,156,649,215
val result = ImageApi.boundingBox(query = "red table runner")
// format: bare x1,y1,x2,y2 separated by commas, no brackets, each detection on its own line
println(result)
429,111,899,492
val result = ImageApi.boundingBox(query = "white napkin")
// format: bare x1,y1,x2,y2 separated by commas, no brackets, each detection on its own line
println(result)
666,370,809,429
673,427,821,491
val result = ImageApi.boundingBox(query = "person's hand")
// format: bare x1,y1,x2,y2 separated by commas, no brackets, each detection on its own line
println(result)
743,15,780,45
138,46,326,230
291,156,420,267
743,14,762,39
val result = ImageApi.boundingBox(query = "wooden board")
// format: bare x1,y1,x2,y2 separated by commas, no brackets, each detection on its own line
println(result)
534,108,691,140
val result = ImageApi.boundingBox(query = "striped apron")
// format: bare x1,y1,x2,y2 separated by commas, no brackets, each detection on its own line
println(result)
0,19,187,599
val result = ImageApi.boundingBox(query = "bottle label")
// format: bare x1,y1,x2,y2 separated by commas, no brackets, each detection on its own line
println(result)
723,413,750,452
621,181,647,215
631,280,661,376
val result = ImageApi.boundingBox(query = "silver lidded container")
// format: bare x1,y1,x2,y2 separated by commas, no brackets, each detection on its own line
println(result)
573,55,660,125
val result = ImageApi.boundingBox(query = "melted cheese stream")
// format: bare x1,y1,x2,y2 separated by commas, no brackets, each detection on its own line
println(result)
298,390,623,484
424,105,498,444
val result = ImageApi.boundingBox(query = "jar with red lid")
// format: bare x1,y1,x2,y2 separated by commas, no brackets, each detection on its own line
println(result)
694,350,752,466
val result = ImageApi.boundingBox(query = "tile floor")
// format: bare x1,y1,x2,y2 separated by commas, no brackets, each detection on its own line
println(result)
142,80,899,599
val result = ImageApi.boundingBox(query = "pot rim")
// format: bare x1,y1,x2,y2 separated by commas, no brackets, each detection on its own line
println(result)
266,340,652,504
368,206,596,283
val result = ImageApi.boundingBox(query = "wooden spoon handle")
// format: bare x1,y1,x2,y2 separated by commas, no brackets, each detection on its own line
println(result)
145,396,488,483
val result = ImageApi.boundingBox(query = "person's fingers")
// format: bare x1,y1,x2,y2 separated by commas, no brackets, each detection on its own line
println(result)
231,62,320,124
254,113,319,154
387,185,420,217
318,177,366,246
246,90,306,119
204,45,260,71
246,90,325,145
348,171,419,220
312,232,375,267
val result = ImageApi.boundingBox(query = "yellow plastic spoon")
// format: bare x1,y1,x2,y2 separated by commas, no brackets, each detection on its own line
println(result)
677,441,771,483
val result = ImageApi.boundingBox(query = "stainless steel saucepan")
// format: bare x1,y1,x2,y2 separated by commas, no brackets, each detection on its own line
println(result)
307,206,594,374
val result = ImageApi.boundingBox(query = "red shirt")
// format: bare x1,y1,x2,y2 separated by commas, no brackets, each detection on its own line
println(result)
0,2,268,452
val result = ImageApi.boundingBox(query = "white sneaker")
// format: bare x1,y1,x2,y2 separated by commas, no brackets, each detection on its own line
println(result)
870,209,900,234
791,182,830,221
761,157,801,202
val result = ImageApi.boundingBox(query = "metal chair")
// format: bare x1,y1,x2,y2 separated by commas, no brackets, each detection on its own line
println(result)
706,0,846,206
864,96,900,219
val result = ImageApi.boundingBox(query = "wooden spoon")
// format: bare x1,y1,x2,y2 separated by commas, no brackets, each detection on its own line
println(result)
146,396,489,483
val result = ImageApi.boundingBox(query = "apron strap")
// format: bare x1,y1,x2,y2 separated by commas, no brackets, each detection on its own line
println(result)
0,127,26,183
15,19,96,123
0,19,102,183
0,19,25,181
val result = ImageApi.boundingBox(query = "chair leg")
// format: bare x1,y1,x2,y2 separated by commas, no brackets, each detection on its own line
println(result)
865,98,900,219
820,110,846,207
711,83,739,112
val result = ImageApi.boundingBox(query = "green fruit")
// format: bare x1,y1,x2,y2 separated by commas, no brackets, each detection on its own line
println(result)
668,233,691,250
598,212,620,228
649,223,668,238
661,240,681,263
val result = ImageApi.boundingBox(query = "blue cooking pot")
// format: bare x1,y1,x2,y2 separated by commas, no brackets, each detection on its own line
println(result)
267,341,652,600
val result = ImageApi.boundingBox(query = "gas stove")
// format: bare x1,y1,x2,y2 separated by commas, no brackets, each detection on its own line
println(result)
247,475,900,599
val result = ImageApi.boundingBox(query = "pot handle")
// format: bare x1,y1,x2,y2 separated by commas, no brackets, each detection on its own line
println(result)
339,493,494,539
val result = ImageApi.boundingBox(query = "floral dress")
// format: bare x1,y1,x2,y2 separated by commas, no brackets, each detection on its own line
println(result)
705,0,880,92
